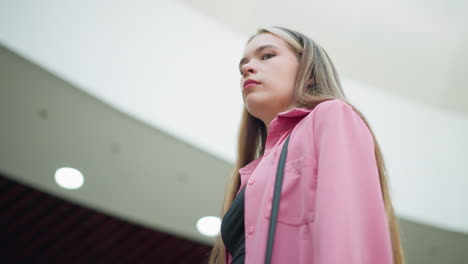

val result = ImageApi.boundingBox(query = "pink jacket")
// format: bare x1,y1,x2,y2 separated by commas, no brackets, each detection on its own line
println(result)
225,99,393,264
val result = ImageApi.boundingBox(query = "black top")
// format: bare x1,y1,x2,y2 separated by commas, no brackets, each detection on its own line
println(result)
220,184,246,264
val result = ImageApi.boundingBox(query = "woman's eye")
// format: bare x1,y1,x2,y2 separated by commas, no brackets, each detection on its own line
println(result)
239,54,275,75
262,53,274,59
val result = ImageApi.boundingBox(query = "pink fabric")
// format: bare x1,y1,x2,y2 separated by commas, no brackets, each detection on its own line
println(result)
224,99,393,264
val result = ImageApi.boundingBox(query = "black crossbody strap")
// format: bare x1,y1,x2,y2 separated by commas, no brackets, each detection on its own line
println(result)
264,133,291,264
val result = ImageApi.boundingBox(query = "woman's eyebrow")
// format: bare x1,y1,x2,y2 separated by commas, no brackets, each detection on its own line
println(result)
239,44,278,71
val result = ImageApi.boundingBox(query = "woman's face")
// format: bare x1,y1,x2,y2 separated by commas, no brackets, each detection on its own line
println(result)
239,33,299,128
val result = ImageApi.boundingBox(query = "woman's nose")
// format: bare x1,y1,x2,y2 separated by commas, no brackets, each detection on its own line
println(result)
242,64,256,77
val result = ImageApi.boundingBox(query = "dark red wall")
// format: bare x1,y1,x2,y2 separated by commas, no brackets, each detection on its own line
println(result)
0,172,212,264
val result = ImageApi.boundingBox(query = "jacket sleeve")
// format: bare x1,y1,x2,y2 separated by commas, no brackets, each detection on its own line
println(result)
311,100,393,263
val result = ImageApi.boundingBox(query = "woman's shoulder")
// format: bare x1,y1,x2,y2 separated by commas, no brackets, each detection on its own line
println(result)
304,98,353,122
313,98,351,112
308,98,368,135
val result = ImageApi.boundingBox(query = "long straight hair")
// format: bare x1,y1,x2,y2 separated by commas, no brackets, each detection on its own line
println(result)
206,26,405,264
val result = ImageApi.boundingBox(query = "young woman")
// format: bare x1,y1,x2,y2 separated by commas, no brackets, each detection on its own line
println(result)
206,26,405,264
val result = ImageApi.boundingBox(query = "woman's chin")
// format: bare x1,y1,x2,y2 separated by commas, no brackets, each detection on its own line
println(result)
245,97,271,115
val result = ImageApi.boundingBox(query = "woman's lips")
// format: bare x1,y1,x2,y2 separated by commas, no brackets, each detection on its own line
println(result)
244,83,259,90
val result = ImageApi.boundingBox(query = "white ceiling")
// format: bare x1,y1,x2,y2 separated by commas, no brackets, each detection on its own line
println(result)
0,0,467,248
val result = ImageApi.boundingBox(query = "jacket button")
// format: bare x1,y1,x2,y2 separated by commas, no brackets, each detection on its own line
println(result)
248,178,255,185
247,225,255,235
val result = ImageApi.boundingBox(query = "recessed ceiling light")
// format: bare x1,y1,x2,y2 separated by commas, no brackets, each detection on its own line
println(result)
54,167,84,190
196,216,221,237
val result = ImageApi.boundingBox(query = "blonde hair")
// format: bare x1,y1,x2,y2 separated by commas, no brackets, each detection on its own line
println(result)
205,26,405,264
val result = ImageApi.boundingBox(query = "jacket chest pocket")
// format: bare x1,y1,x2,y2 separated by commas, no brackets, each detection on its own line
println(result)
263,156,317,226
